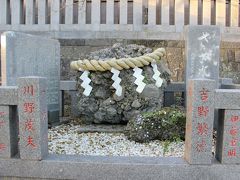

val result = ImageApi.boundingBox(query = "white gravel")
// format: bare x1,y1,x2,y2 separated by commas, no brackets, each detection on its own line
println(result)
48,123,184,157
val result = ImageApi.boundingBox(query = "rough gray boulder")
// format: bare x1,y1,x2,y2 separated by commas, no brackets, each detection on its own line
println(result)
76,44,171,124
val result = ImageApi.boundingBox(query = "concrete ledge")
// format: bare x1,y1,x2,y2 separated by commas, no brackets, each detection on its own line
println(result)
165,82,185,92
215,89,240,109
219,78,233,85
1,155,240,180
221,84,240,89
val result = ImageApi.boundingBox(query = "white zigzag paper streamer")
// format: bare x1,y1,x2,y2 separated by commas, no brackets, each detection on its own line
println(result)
133,67,146,93
111,68,123,97
80,71,92,96
151,62,163,88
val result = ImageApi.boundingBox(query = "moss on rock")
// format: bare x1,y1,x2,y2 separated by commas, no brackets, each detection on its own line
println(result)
124,107,186,143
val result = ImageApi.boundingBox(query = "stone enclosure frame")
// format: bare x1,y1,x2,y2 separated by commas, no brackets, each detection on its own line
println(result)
0,77,240,180
1,26,240,179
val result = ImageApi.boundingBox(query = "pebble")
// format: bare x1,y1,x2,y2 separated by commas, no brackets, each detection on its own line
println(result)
48,122,185,157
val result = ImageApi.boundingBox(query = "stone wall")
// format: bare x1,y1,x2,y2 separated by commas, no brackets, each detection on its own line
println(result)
60,39,240,84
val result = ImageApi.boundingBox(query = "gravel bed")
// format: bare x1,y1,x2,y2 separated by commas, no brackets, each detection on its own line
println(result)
48,122,184,157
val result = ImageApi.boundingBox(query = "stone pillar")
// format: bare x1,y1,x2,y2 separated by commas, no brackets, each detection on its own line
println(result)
175,0,185,32
18,77,48,160
189,0,198,25
65,0,73,24
133,0,143,31
161,0,169,25
184,79,215,164
216,110,240,164
50,0,60,30
231,0,239,27
216,0,226,26
91,0,100,31
69,91,80,117
0,106,18,158
78,0,86,24
0,0,7,24
202,0,211,25
38,0,47,24
106,0,114,25
120,0,128,24
11,0,21,28
185,25,220,88
148,0,157,25
25,0,35,25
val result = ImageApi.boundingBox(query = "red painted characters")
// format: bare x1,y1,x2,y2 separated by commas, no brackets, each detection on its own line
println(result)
0,143,6,152
22,84,37,150
24,102,35,113
23,85,34,96
199,88,209,102
26,136,36,148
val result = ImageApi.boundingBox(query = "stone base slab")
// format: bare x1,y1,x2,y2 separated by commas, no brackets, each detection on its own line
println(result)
1,155,240,180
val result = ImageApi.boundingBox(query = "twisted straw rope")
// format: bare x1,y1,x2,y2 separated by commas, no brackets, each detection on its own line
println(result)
70,48,166,72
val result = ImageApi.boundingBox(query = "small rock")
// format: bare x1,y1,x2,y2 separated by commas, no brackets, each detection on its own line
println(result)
94,111,106,121
102,98,115,106
141,84,160,99
107,107,117,116
123,110,140,120
95,87,108,99
131,100,141,108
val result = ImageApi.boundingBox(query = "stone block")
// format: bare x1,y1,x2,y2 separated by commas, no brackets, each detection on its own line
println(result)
60,80,76,91
184,79,215,164
0,86,18,105
164,92,175,107
216,110,240,164
164,82,185,92
185,26,220,88
69,91,80,117
215,89,240,109
1,31,60,124
18,77,48,160
0,106,18,158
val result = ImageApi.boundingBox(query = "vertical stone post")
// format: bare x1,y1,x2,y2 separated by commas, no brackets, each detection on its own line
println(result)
18,77,48,160
189,0,198,25
38,0,47,24
185,25,220,130
202,0,211,25
185,25,220,88
184,79,215,164
25,0,35,25
133,0,143,31
91,0,100,31
65,0,73,24
0,0,7,24
161,0,170,25
148,0,157,25
175,0,184,32
0,106,18,158
216,110,240,164
50,0,60,30
120,0,128,24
